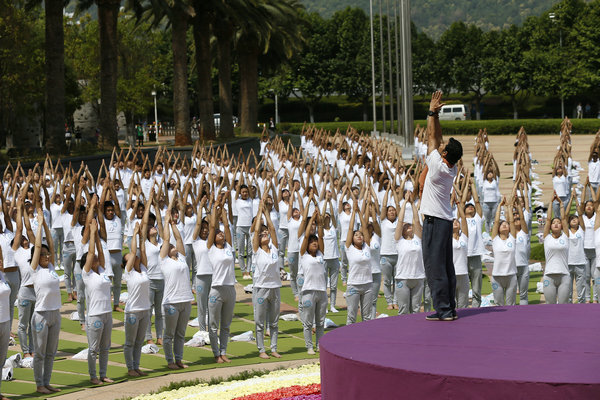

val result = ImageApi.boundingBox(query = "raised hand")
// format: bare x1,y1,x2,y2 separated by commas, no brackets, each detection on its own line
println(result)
429,91,445,113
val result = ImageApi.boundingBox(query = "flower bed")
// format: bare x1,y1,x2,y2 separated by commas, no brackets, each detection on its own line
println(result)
133,364,321,400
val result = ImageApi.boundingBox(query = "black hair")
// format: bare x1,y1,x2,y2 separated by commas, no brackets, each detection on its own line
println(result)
30,244,50,262
240,184,249,191
307,234,319,245
444,137,463,165
104,200,114,209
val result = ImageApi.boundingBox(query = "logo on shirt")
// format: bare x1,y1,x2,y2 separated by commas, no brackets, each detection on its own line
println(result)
127,315,137,325
225,249,233,257
518,236,523,243
396,281,404,289
373,243,380,250
507,242,513,248
297,276,305,286
272,253,278,260
257,297,264,305
50,271,59,279
559,239,565,245
363,251,371,259
459,241,466,248
103,274,111,282
317,256,324,264
166,306,176,315
34,321,44,332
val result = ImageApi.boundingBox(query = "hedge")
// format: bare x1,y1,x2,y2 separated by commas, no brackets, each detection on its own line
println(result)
278,118,600,136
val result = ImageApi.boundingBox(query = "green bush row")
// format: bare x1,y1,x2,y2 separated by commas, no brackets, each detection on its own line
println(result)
278,118,600,136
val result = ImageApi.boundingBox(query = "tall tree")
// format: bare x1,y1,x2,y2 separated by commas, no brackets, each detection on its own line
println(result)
43,0,67,152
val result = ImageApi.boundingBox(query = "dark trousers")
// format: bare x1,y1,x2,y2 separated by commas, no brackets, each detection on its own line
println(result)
137,136,143,147
422,215,456,318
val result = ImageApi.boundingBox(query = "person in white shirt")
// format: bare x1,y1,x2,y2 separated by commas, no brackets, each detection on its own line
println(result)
141,192,165,345
277,187,291,270
0,247,11,400
251,202,282,359
60,189,77,303
513,201,531,305
82,219,114,385
14,200,36,358
344,201,373,323
122,223,151,377
552,165,569,219
30,212,62,395
299,210,326,355
159,203,194,370
207,196,236,364
564,192,587,303
49,192,64,268
588,152,600,193
542,193,570,304
580,181,596,303
235,184,254,280
420,91,462,321
379,185,399,310
321,205,340,313
365,202,382,319
463,180,485,308
192,199,211,332
481,171,500,232
393,195,425,315
99,181,124,313
286,187,304,301
452,195,469,309
490,197,518,306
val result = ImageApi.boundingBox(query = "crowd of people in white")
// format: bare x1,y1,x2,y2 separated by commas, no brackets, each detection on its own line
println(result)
0,116,594,397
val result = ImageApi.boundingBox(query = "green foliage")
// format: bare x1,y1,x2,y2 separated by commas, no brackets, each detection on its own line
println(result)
300,0,555,39
278,118,600,135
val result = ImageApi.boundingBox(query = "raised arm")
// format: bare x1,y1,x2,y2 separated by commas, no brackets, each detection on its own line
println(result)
427,91,445,155
345,203,358,248
491,196,504,239
30,213,44,270
84,220,98,273
159,213,171,259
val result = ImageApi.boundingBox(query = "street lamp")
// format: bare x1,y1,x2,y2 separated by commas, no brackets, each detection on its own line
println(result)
151,90,158,141
549,13,564,119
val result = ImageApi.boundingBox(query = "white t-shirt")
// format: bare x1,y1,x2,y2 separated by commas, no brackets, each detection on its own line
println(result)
83,267,112,316
193,238,213,275
345,244,373,285
0,231,15,268
395,237,425,279
482,179,500,203
160,254,194,305
544,233,569,275
0,276,10,323
339,212,356,241
145,238,164,280
182,215,197,245
582,214,595,249
323,227,340,260
369,234,382,274
467,214,485,257
123,266,151,312
514,230,530,267
278,201,289,229
552,175,568,197
236,198,253,227
452,233,468,275
105,216,123,251
209,243,236,286
421,150,456,221
61,212,75,242
380,219,398,256
492,235,516,276
287,217,302,253
300,251,326,292
568,228,586,265
15,246,33,287
253,243,281,289
589,160,600,184
50,203,63,230
33,264,61,312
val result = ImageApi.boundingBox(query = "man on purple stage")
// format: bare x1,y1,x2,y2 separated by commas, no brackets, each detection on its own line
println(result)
420,91,463,321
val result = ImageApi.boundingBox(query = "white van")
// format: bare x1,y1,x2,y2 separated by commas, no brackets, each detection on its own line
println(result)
439,104,470,120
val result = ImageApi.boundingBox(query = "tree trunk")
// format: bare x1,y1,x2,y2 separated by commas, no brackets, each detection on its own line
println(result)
215,23,234,139
97,0,120,149
44,0,65,153
172,9,192,146
192,12,215,141
239,39,259,135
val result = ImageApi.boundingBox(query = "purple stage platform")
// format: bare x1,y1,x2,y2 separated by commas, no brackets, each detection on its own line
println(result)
320,304,600,400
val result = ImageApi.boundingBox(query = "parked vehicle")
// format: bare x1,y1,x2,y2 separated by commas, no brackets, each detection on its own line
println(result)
438,104,470,120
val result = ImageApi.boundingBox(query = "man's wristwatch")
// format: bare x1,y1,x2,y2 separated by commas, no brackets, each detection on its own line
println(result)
428,110,439,117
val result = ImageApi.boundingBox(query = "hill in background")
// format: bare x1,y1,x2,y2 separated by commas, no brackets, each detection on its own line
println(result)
302,0,557,38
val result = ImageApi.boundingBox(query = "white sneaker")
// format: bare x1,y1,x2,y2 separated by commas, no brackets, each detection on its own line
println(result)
307,348,316,355
330,306,338,313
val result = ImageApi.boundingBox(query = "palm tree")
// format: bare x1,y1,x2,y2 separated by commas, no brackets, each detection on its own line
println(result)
191,3,215,141
235,0,304,134
44,0,67,152
76,0,120,149
143,0,194,146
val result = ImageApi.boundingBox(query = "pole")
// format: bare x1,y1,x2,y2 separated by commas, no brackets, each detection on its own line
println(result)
394,0,401,130
153,93,158,141
378,0,386,133
386,0,394,135
275,94,279,125
560,29,564,119
400,0,414,157
369,0,377,135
